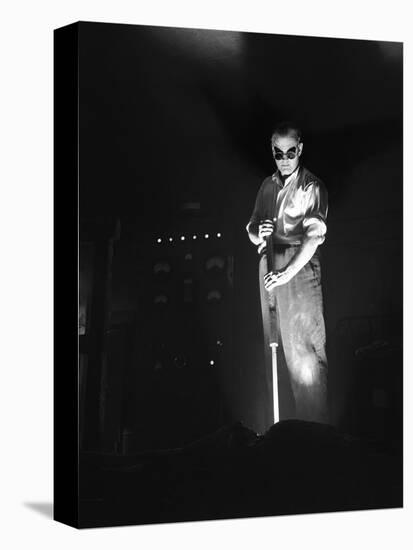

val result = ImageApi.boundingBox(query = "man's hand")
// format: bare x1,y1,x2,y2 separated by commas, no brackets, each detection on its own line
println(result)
263,234,321,290
257,218,276,253
258,219,275,242
264,267,296,290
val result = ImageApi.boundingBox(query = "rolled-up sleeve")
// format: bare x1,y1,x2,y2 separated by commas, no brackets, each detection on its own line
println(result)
302,181,328,244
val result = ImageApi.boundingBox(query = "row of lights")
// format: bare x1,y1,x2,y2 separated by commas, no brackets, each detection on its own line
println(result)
157,232,222,244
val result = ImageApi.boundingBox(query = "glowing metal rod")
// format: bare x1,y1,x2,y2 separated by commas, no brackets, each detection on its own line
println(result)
270,342,279,423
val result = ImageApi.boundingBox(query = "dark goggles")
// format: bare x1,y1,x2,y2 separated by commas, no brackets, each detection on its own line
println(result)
272,147,298,161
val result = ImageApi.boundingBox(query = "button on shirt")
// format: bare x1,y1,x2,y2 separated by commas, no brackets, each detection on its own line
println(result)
246,165,328,246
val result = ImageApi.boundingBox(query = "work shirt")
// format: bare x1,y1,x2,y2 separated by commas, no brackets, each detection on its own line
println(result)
246,165,328,246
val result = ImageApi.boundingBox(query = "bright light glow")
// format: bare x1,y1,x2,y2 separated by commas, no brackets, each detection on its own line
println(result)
157,238,162,243
181,236,185,241
300,363,314,386
217,233,221,238
210,360,215,366
193,235,197,240
205,234,209,239
291,356,316,386
169,237,173,242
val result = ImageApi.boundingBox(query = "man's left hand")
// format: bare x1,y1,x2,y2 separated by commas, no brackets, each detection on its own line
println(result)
264,268,296,290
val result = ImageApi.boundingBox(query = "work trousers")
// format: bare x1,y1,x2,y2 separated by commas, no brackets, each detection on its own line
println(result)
259,246,328,427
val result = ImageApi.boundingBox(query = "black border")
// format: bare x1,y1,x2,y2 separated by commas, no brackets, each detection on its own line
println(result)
53,22,79,529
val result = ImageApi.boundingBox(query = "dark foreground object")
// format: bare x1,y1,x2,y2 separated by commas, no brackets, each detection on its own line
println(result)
79,420,402,528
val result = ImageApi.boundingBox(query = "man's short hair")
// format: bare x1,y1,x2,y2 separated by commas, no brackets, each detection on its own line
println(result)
271,121,302,144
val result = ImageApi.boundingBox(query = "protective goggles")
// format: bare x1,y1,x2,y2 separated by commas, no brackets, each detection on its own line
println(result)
272,146,299,161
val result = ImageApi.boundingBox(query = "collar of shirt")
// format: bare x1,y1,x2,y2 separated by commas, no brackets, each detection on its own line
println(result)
271,165,301,189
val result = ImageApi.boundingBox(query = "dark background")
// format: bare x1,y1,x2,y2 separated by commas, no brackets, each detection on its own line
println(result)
77,22,402,454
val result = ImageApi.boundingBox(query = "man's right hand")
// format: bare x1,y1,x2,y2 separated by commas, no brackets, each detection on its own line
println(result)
258,219,275,243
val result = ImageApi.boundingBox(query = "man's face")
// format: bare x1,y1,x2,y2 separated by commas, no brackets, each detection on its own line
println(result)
272,133,303,176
